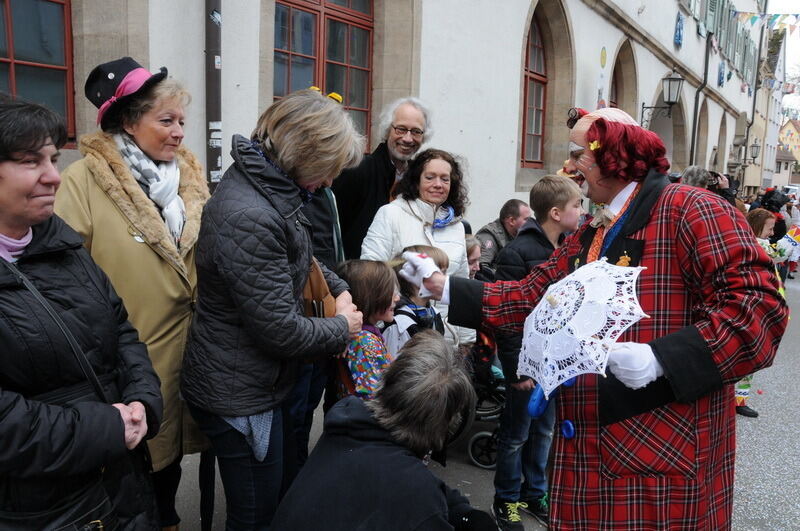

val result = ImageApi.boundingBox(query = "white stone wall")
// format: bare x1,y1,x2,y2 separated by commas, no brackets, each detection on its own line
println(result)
148,0,262,174
149,0,207,169
415,0,760,227
417,0,532,228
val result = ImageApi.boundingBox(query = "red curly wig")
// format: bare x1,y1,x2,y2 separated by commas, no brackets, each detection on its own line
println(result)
578,110,671,182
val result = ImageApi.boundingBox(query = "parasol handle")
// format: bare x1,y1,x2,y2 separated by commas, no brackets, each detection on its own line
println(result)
545,294,558,308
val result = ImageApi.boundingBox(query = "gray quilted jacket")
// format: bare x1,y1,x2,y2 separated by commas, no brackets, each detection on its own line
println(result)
181,135,350,416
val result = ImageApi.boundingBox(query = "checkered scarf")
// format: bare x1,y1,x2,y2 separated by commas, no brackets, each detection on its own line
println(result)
114,133,185,247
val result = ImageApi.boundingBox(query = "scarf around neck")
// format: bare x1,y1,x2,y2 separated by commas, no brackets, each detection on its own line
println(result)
114,133,185,247
0,228,33,263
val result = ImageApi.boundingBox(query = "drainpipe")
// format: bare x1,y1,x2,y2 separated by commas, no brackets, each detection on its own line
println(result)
689,35,712,166
205,1,222,192
743,0,768,191
199,8,220,531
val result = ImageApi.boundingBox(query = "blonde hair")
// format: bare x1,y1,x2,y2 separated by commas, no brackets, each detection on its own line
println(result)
252,89,365,185
106,78,191,133
390,245,449,299
529,174,582,221
464,236,480,256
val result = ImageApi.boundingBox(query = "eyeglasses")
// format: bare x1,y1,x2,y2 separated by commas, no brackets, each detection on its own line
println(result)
391,124,424,139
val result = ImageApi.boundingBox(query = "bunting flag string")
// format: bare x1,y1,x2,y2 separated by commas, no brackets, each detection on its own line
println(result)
782,108,800,121
762,78,797,94
733,12,800,32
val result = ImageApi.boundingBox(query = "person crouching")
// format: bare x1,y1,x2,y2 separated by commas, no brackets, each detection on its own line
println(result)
272,330,496,530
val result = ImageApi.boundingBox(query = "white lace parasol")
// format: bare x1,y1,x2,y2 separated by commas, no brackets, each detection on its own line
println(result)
518,258,648,398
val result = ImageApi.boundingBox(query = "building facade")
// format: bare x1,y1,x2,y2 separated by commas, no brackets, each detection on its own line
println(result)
3,0,766,227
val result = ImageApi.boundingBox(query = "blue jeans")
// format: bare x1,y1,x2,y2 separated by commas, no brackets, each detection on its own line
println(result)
188,404,283,531
494,383,555,502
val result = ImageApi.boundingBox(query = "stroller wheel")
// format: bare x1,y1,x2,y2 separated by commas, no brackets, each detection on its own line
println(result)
468,430,497,469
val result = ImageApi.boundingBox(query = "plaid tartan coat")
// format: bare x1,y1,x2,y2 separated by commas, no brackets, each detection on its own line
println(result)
450,172,788,530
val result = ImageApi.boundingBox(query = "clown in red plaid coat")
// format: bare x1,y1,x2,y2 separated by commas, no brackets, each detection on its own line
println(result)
403,108,788,530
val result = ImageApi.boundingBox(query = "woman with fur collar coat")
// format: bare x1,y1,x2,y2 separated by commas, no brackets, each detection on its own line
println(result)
55,57,210,530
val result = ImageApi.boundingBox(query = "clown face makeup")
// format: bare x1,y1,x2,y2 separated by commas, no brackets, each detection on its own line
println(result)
566,138,605,202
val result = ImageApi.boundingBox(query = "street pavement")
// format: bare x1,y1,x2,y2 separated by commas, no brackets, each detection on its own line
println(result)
176,280,800,530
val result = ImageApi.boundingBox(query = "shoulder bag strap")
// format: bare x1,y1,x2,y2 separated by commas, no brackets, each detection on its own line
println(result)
1,260,109,403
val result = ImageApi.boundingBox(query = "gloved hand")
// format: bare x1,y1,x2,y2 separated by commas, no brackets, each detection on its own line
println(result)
399,251,441,297
607,342,664,390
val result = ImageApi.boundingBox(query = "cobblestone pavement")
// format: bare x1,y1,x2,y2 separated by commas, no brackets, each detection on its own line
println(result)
177,280,800,530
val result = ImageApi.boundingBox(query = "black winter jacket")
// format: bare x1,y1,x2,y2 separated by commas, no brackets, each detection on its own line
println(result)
182,136,350,417
493,218,560,383
272,396,475,530
0,215,162,517
331,142,396,259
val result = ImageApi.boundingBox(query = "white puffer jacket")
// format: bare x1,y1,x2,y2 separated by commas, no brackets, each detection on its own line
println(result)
361,197,469,277
361,197,473,346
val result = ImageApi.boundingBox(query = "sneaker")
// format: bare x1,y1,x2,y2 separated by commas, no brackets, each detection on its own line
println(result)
519,494,549,527
492,500,525,531
736,405,759,418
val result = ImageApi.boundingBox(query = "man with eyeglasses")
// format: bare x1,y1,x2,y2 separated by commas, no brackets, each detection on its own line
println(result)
332,97,431,259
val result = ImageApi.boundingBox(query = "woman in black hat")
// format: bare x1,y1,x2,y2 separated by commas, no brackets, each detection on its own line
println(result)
56,57,210,531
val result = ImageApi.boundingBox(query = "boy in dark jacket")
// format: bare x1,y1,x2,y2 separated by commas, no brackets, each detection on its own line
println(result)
491,175,583,530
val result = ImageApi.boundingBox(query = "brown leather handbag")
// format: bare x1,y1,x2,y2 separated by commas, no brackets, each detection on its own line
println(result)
303,258,336,318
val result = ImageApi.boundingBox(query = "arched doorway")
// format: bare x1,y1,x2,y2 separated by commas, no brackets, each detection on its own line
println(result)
609,39,637,116
650,94,688,172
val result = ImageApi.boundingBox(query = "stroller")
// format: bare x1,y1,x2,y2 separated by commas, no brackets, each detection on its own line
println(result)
447,332,505,469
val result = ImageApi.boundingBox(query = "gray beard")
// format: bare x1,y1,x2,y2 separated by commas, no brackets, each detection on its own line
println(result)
388,143,415,163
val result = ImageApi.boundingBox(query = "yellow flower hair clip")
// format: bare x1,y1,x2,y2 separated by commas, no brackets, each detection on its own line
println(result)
589,140,601,151
309,86,343,104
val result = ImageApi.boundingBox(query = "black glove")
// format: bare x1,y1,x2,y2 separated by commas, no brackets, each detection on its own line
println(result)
456,509,498,530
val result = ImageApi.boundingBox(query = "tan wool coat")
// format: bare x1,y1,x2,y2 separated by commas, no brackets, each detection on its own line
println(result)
56,131,211,471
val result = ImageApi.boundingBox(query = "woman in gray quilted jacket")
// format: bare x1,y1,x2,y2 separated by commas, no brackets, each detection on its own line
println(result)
181,89,364,530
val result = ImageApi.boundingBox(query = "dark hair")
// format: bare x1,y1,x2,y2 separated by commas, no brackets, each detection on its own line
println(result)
367,329,476,455
0,95,67,162
397,148,469,217
499,198,528,221
336,259,397,320
761,189,790,214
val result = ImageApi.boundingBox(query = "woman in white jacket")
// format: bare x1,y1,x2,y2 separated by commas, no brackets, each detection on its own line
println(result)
361,148,472,346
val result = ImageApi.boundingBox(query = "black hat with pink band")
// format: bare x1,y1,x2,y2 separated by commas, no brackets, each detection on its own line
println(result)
85,57,167,131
